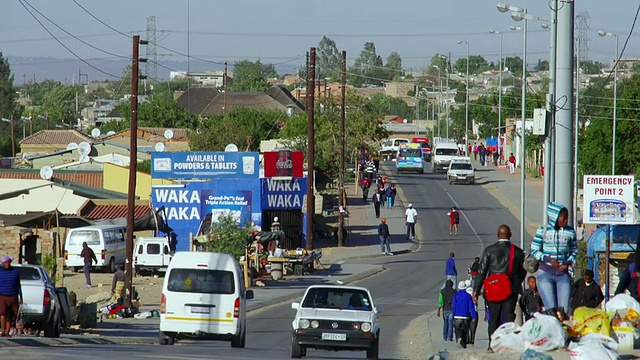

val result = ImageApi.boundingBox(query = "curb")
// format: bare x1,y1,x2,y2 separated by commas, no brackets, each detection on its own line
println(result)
0,335,158,347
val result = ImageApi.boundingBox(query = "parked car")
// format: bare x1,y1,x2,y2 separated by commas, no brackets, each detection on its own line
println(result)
159,252,254,347
14,264,62,337
133,236,173,276
290,285,380,359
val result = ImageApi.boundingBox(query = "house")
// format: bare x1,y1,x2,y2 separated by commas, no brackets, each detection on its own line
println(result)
81,99,118,122
97,127,191,160
169,70,232,88
0,169,103,188
19,130,95,168
175,87,220,116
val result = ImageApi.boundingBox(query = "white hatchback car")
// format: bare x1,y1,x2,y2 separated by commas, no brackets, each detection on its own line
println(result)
290,285,380,359
447,157,475,184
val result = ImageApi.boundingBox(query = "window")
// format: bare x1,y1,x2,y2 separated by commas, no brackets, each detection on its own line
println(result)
137,245,143,255
450,163,472,170
167,269,235,294
612,225,640,245
394,139,408,146
302,288,372,311
69,230,100,246
399,149,422,158
17,267,41,281
146,243,161,255
436,148,459,156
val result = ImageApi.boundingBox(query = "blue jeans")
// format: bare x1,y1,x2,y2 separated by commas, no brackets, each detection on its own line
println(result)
386,197,392,208
379,236,391,253
536,270,572,312
406,222,416,239
442,311,453,340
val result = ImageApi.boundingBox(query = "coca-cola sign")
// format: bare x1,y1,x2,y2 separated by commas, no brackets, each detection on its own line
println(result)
264,150,303,178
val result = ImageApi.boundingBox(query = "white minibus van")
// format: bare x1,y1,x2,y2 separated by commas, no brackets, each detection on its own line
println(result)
159,252,254,347
64,225,127,273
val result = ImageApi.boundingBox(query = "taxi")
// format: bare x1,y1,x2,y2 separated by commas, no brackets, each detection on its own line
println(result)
395,143,425,174
447,157,475,184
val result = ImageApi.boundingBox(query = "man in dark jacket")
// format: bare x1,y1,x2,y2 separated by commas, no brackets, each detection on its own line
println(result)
377,218,392,255
371,188,384,218
615,262,640,300
473,224,526,342
437,280,455,341
80,241,98,288
570,269,604,313
519,276,544,321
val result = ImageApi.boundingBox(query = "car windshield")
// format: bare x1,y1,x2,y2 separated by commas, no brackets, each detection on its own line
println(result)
399,149,422,158
450,163,472,170
436,148,459,156
167,269,235,294
69,230,100,246
302,288,372,311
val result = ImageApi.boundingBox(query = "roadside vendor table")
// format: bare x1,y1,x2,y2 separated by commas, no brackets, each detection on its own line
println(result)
268,249,322,280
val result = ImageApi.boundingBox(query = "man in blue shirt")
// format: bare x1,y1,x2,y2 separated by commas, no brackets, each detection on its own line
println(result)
442,252,457,289
0,256,21,337
452,280,477,348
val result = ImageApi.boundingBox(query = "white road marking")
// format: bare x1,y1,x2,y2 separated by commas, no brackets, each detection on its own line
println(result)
436,180,486,253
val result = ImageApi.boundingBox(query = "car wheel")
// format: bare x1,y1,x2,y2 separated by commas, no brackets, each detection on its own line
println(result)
231,326,246,348
366,336,379,360
44,313,61,338
291,333,303,358
159,331,175,345
470,180,475,185
109,257,116,273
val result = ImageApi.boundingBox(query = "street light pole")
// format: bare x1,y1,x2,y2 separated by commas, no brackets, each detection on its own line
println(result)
458,41,470,154
599,30,619,175
432,65,442,138
489,30,504,148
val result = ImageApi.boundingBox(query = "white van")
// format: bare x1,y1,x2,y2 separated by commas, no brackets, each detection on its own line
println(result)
134,236,172,276
159,252,254,347
64,225,126,273
432,142,462,173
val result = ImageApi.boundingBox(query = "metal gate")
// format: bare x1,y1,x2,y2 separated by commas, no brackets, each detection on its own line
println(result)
262,210,303,250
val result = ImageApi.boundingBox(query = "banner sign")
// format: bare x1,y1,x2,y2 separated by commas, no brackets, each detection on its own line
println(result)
151,152,259,179
583,175,635,224
263,150,304,178
261,178,307,210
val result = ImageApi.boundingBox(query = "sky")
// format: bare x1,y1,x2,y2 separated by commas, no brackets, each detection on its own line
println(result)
1,0,639,80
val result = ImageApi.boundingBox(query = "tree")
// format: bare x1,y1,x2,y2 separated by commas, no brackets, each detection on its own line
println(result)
116,98,198,129
430,54,449,74
369,93,412,119
230,60,271,92
317,36,341,80
350,42,385,87
0,52,19,157
202,215,249,259
385,52,403,77
453,55,489,75
503,56,524,77
580,60,605,75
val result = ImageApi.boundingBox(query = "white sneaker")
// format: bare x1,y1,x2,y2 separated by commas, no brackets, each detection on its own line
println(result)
86,285,92,289
387,252,394,256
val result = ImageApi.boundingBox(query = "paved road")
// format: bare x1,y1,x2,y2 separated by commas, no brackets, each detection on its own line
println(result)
3,163,526,359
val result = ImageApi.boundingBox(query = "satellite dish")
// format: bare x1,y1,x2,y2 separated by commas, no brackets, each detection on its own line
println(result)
77,141,91,157
39,166,54,180
164,129,174,140
109,158,125,166
66,142,79,151
79,154,90,163
403,119,408,124
225,143,239,152
106,131,116,136
155,142,165,152
91,128,101,138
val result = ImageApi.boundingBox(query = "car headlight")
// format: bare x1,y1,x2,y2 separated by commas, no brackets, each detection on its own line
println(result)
361,322,372,332
310,320,319,329
299,319,310,329
352,323,360,330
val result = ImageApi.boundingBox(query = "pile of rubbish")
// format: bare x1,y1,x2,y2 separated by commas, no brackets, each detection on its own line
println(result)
490,293,640,359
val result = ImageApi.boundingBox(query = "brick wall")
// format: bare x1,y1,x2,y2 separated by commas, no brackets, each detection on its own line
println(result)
0,227,57,262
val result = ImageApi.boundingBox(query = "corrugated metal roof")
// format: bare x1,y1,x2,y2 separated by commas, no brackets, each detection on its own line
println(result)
0,171,103,188
83,204,149,220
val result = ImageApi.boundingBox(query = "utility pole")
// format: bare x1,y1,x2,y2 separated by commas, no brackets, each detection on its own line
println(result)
126,35,147,308
305,48,316,251
338,50,346,247
223,61,228,114
543,0,558,228
10,116,15,157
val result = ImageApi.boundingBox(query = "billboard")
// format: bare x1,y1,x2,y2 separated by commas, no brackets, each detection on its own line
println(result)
583,175,635,225
261,178,307,210
151,152,259,179
263,150,304,178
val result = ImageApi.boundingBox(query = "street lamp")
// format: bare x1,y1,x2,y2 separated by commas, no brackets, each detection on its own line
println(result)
432,65,442,138
599,30,619,175
457,40,470,154
489,29,504,153
437,54,451,139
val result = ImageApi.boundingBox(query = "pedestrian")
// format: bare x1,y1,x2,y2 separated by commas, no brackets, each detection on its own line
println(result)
469,257,480,290
448,206,460,235
615,262,640,301
193,239,204,252
405,203,417,240
0,256,21,337
271,217,281,232
452,280,478,349
168,231,178,253
472,143,478,161
570,269,604,313
479,144,486,166
492,150,499,166
377,218,393,256
508,153,516,175
519,276,544,321
372,188,384,218
531,202,577,314
111,264,126,306
360,175,372,202
389,184,397,207
465,279,479,347
437,279,455,342
443,252,457,288
472,224,526,348
80,241,98,288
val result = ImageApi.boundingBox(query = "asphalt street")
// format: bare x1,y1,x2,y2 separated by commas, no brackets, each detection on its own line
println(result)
5,163,524,360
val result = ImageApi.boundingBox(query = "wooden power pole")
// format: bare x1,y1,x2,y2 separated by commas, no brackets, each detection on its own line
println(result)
338,50,346,247
305,48,316,251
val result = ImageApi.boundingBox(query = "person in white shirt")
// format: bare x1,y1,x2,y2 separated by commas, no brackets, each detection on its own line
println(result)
405,203,418,240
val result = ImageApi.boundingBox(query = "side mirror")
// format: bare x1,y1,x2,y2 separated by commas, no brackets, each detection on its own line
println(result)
246,290,254,300
291,302,300,310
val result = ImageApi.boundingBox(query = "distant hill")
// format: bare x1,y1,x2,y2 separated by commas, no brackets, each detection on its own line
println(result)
7,56,298,84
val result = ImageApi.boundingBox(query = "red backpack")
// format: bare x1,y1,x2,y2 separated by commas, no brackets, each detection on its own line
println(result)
483,245,515,302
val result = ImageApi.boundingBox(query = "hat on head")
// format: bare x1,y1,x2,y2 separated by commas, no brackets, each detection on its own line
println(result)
273,217,279,222
2,256,14,264
465,279,471,287
381,218,386,223
408,203,413,208
458,281,467,290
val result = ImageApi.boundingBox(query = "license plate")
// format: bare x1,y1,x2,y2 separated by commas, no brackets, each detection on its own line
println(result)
458,176,466,179
322,333,347,341
190,306,210,314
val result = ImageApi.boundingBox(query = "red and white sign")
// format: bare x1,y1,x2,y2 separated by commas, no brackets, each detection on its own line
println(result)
583,175,635,224
264,150,304,178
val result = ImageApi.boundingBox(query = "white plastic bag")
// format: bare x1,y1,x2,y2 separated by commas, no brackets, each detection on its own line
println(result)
568,333,620,360
490,322,525,353
521,313,567,351
606,293,640,315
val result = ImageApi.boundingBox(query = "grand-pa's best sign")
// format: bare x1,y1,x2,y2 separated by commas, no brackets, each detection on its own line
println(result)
583,175,635,224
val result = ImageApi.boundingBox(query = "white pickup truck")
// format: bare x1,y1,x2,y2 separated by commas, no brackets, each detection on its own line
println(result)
14,264,62,337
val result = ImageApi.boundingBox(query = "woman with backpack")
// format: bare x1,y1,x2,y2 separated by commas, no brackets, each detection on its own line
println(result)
448,207,460,235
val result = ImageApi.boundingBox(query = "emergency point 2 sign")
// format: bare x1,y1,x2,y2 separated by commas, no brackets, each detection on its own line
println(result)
583,175,635,225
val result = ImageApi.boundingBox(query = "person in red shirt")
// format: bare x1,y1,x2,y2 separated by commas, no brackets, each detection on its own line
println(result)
360,176,372,201
447,207,460,235
508,153,516,175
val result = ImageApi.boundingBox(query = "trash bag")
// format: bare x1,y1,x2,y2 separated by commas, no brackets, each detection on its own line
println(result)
569,306,612,337
568,333,620,360
520,348,553,360
521,313,567,352
490,322,525,353
606,294,640,319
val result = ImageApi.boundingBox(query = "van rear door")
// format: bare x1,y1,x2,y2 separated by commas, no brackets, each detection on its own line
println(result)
165,267,237,333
